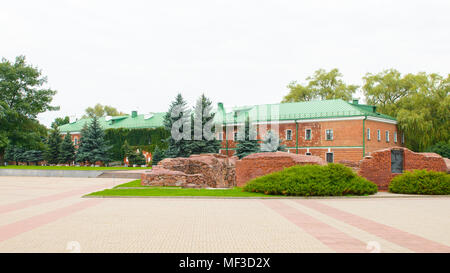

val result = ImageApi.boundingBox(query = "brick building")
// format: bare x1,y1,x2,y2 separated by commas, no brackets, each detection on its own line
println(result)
216,99,403,163
58,111,165,148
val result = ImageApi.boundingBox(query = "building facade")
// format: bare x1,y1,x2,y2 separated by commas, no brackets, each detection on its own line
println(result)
216,99,402,163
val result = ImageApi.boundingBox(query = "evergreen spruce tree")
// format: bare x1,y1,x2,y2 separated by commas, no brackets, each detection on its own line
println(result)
4,145,16,165
164,94,192,158
133,150,146,166
235,117,260,159
46,127,62,164
75,123,89,164
13,146,26,165
24,150,43,165
75,117,111,165
189,94,221,154
59,133,75,165
121,140,134,166
151,146,165,166
260,130,286,152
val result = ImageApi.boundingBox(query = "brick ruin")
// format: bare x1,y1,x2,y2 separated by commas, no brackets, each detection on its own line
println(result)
141,148,448,190
356,147,447,190
141,154,237,188
235,152,327,187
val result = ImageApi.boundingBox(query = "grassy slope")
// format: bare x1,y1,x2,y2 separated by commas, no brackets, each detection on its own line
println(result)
88,180,273,197
0,166,151,171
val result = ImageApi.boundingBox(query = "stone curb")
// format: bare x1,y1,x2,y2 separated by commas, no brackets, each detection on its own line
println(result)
83,194,450,200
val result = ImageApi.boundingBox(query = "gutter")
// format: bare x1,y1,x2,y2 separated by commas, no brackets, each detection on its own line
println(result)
362,115,367,157
295,120,299,154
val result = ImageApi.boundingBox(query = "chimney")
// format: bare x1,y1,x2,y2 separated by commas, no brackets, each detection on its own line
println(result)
352,99,359,105
131,111,137,118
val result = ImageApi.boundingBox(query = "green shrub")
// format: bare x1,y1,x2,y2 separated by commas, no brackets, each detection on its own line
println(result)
389,170,450,195
243,163,378,196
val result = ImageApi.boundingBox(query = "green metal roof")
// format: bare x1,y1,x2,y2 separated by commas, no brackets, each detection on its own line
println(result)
59,112,166,133
215,99,396,124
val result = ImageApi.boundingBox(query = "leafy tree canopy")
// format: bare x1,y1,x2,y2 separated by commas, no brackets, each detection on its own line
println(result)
282,68,358,103
83,103,126,118
52,116,70,129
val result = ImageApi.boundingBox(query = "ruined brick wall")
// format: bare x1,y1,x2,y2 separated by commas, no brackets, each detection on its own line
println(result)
141,154,237,188
358,147,447,190
235,152,327,187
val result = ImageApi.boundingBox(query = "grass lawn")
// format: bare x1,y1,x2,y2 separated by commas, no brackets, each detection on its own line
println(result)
0,166,151,171
87,180,275,197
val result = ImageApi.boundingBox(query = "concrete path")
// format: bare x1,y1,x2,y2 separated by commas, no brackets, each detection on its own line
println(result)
0,176,449,253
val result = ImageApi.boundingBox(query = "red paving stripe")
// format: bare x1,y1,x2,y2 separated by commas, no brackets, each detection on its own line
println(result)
0,199,103,242
296,200,450,253
0,183,110,214
261,200,368,253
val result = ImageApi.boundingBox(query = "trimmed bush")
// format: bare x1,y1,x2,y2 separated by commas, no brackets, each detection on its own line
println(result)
389,170,450,195
243,163,378,196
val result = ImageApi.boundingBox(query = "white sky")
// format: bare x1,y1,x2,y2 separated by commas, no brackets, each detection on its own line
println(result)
1,0,449,127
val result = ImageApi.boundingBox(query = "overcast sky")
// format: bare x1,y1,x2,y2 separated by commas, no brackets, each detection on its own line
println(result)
1,0,449,127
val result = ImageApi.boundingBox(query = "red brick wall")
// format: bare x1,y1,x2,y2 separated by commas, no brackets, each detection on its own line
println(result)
358,147,447,190
219,118,400,163
235,152,326,187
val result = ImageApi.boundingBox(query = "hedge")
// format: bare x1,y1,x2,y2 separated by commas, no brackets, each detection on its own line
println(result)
243,163,378,196
389,170,450,195
104,128,170,161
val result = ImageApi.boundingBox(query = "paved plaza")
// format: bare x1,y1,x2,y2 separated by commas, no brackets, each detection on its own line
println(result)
0,176,449,253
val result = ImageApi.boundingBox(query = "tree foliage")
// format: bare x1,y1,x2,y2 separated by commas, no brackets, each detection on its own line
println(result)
83,103,126,118
59,133,76,164
282,68,358,103
52,116,70,129
151,146,165,165
235,117,260,159
0,56,57,156
45,127,62,164
75,116,111,164
164,94,192,158
363,70,449,151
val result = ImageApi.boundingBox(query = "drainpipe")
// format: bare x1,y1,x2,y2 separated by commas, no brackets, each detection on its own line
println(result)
362,115,367,157
295,120,299,154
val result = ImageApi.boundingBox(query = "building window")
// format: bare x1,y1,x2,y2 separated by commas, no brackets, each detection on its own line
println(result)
325,129,333,140
394,132,397,143
401,132,405,144
326,152,334,163
286,130,292,140
377,130,381,141
305,129,311,140
217,132,223,141
367,128,370,140
233,132,238,141
386,131,390,142
73,137,78,146
306,152,312,156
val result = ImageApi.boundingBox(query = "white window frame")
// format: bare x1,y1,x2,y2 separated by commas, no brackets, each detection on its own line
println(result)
394,132,397,143
217,132,223,141
386,131,390,142
74,137,78,145
305,128,312,141
401,132,405,144
367,128,371,140
325,129,333,141
377,130,381,141
285,129,292,140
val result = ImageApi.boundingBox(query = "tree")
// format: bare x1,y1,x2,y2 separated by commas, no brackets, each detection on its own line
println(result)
363,70,449,151
235,117,260,159
151,146,165,166
75,116,111,164
24,150,43,165
59,133,75,164
260,131,286,152
121,140,134,165
164,94,192,158
0,56,58,157
52,116,70,128
282,68,358,103
189,94,221,154
426,141,450,159
83,104,125,118
131,150,146,166
45,127,62,164
4,145,16,165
